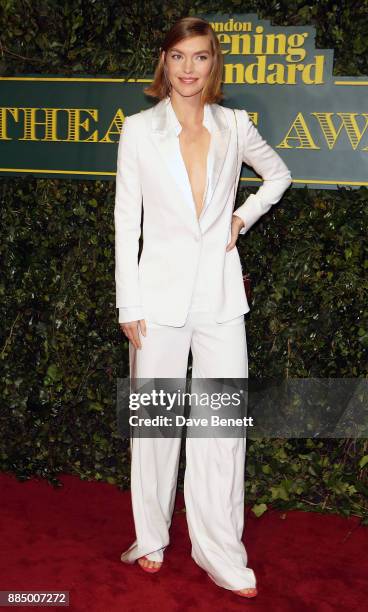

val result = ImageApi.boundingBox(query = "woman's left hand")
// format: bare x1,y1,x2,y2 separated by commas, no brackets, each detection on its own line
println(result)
226,215,245,251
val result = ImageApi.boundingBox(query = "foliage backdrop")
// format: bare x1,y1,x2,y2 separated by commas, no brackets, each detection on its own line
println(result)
0,0,367,522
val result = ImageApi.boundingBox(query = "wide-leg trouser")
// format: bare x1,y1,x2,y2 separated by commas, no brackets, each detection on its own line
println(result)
120,311,256,590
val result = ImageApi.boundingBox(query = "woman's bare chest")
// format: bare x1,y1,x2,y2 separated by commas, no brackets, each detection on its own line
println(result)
178,126,211,217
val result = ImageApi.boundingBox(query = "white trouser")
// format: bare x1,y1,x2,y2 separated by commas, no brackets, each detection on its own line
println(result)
120,309,256,591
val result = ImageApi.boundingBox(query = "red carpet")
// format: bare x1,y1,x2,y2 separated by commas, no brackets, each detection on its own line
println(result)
0,471,367,611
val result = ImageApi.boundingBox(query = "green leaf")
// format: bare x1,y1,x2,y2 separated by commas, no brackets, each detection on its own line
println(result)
46,364,63,381
252,503,268,517
271,485,289,501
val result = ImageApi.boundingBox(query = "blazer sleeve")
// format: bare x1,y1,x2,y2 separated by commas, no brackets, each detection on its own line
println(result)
119,305,144,324
232,110,292,235
114,115,143,319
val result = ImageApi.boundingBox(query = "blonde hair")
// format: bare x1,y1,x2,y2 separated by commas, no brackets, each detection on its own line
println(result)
144,16,224,104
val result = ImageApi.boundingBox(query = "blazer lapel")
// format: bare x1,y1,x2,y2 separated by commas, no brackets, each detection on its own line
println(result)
151,101,194,215
201,103,231,222
150,97,231,232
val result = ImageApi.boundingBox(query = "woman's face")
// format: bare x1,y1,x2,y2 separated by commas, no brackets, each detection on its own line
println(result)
162,34,214,98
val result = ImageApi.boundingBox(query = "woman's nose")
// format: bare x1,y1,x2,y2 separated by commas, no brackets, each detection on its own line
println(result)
183,60,194,72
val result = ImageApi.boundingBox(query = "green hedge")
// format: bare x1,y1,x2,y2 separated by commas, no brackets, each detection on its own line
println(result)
0,1,367,522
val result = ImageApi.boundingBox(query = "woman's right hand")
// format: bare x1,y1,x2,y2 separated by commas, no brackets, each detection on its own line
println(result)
119,319,147,350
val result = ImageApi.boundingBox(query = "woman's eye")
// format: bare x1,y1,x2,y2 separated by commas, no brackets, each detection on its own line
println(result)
170,54,208,60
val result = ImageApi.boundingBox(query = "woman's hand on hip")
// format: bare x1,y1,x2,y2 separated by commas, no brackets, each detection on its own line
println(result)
226,215,245,251
119,319,147,350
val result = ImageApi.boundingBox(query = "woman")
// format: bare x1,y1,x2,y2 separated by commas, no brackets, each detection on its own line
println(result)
115,16,292,598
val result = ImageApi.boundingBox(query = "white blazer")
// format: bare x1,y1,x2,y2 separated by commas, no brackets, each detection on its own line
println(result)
114,95,292,326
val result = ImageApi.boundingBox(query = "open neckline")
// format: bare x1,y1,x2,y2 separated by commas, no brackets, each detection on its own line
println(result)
165,96,214,221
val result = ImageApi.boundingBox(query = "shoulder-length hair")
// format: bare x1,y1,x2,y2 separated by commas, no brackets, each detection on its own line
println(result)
144,17,224,104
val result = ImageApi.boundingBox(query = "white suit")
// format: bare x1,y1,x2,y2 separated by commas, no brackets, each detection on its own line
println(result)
115,95,292,590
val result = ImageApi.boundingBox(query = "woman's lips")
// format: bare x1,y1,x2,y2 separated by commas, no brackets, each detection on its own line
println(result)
179,78,198,84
